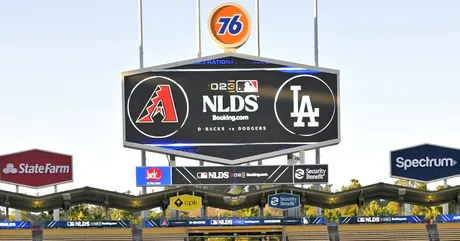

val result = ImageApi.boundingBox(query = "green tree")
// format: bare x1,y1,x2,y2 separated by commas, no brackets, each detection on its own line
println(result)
363,201,385,216
339,179,362,217
70,204,90,221
236,206,258,217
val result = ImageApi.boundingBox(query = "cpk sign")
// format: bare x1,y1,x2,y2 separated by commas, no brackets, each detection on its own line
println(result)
123,54,340,165
0,149,73,188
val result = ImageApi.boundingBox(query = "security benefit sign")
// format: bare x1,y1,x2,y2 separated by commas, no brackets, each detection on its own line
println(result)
390,144,460,182
169,195,202,212
293,164,328,184
122,53,340,165
267,193,301,210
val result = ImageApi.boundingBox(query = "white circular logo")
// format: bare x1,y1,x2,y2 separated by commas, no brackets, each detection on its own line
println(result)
274,74,336,137
270,197,279,206
295,169,305,179
127,76,190,139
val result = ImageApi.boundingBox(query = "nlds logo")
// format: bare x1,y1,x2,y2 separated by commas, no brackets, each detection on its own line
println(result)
203,80,259,113
274,74,336,137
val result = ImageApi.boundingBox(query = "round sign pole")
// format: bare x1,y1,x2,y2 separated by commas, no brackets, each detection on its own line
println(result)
208,2,252,219
137,0,148,222
53,185,59,221
15,185,20,221
312,0,323,219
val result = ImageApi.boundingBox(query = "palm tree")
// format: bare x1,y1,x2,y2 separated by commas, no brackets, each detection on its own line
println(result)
70,204,90,221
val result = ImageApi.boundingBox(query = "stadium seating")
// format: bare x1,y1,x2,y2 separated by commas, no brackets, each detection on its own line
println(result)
437,223,460,241
42,228,132,240
0,229,30,240
339,223,429,241
142,227,186,241
285,225,329,241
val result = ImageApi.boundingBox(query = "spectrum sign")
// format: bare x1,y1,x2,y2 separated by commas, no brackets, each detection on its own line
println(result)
0,149,73,188
390,144,460,182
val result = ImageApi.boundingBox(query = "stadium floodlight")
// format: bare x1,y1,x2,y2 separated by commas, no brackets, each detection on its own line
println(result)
223,196,246,206
398,189,406,196
62,193,71,201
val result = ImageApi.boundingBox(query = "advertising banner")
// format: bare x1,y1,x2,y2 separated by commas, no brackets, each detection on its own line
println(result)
390,144,460,182
0,221,30,229
136,164,328,186
145,217,324,228
339,216,425,224
438,214,460,222
171,165,293,185
123,54,340,165
169,195,202,212
267,193,301,210
44,221,130,228
135,166,172,186
293,164,328,184
0,149,73,188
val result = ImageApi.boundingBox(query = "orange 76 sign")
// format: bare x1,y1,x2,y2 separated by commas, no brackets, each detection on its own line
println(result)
208,3,252,50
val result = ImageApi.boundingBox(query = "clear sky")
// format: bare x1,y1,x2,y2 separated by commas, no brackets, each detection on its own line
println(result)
0,0,459,197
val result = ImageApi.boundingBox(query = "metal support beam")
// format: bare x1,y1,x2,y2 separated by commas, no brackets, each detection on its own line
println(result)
15,186,20,221
443,179,449,214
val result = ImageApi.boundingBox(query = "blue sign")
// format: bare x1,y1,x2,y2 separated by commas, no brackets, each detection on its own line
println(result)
44,221,130,228
390,144,460,182
0,221,30,229
136,166,172,186
438,214,460,222
145,217,324,228
340,216,424,224
267,193,300,210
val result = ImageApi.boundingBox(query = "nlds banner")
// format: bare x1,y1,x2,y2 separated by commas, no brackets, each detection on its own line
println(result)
438,214,460,222
0,221,30,229
44,221,130,228
122,54,340,165
136,164,328,186
340,216,425,224
145,217,325,228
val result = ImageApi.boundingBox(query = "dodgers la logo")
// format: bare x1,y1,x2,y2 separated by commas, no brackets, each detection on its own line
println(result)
127,76,189,139
274,74,336,137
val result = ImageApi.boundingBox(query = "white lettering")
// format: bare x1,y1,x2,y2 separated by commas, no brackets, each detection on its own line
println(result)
203,95,258,113
396,157,457,170
290,86,319,127
18,163,70,174
208,172,229,179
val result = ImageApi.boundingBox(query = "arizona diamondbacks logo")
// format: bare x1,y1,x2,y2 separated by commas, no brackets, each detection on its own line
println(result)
126,76,190,139
274,74,336,137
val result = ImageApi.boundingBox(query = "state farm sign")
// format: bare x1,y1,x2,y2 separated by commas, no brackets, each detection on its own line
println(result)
0,149,73,188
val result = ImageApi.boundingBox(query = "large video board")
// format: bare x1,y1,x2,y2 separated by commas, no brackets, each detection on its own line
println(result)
122,53,340,164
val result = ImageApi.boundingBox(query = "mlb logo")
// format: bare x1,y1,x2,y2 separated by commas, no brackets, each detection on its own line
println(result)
236,80,258,93
197,172,208,179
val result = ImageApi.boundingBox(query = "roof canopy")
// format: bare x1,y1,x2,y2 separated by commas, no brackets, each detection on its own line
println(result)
1,183,458,212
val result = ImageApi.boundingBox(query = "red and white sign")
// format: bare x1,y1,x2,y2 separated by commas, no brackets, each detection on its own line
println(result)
0,149,73,188
145,168,162,180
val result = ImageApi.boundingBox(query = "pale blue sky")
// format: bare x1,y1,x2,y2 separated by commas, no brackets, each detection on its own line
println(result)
1,0,459,196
